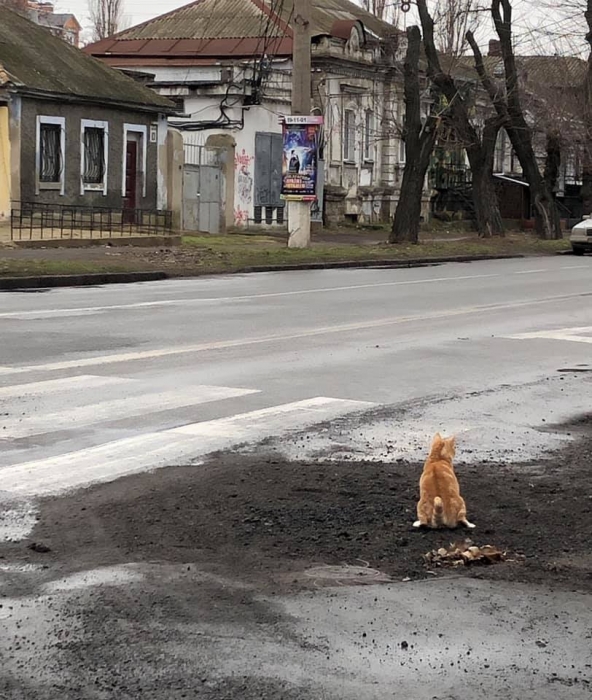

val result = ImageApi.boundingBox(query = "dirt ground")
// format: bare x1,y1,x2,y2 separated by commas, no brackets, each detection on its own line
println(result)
4,416,592,595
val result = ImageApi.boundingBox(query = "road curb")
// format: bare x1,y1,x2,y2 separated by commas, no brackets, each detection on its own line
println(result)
0,271,168,290
234,253,525,274
0,253,532,290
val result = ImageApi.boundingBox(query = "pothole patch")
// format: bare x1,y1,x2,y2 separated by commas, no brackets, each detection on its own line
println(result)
302,564,391,585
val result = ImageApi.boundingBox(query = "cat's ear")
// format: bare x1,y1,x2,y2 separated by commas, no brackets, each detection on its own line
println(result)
447,435,456,447
432,432,442,444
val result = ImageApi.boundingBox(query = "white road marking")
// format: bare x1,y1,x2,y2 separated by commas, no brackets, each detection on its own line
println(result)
2,397,375,496
0,290,589,377
0,385,260,440
504,326,592,344
561,265,590,270
513,269,547,274
0,273,500,319
0,374,133,399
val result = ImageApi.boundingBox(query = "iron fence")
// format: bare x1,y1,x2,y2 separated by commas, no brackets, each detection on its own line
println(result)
10,202,173,241
429,164,472,191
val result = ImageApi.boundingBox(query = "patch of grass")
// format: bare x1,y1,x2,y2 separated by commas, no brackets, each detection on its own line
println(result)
179,232,569,274
0,259,147,278
0,232,570,279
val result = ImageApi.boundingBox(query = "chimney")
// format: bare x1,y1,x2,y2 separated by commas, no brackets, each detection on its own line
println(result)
29,1,53,15
488,39,501,56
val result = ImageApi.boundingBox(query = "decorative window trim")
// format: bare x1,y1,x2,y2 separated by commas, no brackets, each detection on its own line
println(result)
363,110,375,163
80,119,108,195
343,108,356,163
36,116,65,195
122,124,148,198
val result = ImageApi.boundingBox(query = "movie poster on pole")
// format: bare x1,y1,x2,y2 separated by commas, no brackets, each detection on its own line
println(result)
280,115,324,201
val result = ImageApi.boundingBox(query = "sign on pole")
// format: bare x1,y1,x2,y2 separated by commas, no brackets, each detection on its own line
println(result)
280,115,324,202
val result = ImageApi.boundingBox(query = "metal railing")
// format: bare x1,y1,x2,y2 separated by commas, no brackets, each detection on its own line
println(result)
429,164,472,190
10,202,173,241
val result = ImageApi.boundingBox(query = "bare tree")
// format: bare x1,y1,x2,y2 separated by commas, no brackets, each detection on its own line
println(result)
389,26,439,243
417,0,505,237
363,0,401,25
88,0,125,40
363,0,388,21
582,0,592,213
468,0,562,239
432,0,479,56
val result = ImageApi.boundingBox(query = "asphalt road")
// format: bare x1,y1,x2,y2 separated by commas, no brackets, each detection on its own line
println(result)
1,256,592,699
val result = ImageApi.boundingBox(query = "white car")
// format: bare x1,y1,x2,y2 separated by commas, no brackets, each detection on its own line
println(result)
570,216,592,255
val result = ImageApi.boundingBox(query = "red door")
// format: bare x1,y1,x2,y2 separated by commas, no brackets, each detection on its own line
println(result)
123,140,138,223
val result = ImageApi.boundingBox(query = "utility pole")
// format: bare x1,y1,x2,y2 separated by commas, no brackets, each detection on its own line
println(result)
287,0,312,248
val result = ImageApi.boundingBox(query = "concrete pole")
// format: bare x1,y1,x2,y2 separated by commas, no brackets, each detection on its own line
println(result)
287,0,312,249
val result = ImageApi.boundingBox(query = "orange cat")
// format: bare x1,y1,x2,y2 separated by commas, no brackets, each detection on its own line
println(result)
413,433,475,529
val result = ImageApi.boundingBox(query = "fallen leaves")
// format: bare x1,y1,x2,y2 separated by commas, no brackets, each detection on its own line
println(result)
424,539,506,567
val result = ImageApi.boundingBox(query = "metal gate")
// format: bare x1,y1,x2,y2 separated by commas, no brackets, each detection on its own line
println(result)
254,132,284,225
182,144,222,234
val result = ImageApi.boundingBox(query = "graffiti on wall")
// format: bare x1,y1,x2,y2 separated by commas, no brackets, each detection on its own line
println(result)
234,149,254,225
235,149,253,170
234,207,248,226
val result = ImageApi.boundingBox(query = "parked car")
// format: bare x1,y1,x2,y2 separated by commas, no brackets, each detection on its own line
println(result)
570,217,592,255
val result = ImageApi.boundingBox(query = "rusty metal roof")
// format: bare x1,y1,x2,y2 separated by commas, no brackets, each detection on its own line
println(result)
85,0,398,59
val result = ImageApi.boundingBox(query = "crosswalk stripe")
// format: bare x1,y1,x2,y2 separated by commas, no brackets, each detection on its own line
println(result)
504,326,592,343
0,374,134,399
0,385,260,440
2,397,375,496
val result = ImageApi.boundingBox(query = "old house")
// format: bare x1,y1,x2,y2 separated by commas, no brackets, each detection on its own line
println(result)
86,0,410,231
431,44,587,224
28,1,82,47
0,6,176,229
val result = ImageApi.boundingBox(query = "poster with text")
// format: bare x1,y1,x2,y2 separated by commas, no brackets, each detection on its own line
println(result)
281,115,324,201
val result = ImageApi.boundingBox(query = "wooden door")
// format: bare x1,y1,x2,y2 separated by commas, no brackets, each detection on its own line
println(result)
123,140,138,223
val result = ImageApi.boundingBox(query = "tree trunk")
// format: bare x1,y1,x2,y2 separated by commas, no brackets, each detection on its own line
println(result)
488,0,562,239
470,160,504,238
543,131,561,196
416,0,504,238
389,25,438,244
466,117,504,237
391,162,429,243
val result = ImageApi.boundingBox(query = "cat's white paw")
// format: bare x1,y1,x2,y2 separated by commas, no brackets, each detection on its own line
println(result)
464,521,476,529
412,520,422,528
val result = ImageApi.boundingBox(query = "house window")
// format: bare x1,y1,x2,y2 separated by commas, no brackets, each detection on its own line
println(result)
80,119,108,194
36,116,65,194
343,109,356,162
84,129,105,183
364,110,374,162
494,129,506,173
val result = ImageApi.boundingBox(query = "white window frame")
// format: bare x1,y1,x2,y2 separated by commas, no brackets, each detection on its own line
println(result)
343,109,356,163
36,116,65,195
122,124,148,198
80,119,109,195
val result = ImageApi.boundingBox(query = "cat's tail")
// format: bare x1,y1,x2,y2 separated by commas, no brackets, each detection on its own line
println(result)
432,496,444,527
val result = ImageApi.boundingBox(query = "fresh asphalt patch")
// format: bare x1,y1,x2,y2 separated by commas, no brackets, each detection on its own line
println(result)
3,413,592,594
1,417,592,699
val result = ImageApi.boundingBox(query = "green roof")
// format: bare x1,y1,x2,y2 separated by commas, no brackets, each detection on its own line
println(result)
0,6,174,111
